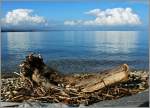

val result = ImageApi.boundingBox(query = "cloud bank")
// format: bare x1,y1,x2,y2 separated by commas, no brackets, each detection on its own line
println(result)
64,8,141,26
1,9,47,27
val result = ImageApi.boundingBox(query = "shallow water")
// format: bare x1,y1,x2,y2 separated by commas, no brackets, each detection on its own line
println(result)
1,31,149,74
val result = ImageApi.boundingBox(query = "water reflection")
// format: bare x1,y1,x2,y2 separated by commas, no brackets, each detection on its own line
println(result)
93,31,138,53
6,31,139,55
7,32,44,52
63,31,139,54
7,32,28,51
2,31,148,73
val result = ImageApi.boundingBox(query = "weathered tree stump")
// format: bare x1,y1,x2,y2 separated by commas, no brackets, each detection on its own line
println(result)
19,53,63,89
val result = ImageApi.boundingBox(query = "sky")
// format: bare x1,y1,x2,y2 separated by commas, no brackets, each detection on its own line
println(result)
1,0,149,30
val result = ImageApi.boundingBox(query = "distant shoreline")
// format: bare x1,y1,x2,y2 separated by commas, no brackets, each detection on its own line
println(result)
1,27,148,32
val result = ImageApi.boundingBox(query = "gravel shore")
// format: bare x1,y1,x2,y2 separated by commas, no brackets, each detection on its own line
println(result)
1,68,149,107
1,90,149,108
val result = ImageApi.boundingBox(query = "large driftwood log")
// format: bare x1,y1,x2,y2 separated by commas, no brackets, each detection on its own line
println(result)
19,54,129,93
75,64,129,93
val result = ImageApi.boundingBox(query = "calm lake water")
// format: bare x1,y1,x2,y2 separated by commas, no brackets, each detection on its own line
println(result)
1,31,149,74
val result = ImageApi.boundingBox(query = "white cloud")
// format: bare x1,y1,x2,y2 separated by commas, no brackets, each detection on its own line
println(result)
2,9,47,27
64,8,141,26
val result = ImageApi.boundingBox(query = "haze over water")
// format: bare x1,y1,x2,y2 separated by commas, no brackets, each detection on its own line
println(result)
1,30,149,74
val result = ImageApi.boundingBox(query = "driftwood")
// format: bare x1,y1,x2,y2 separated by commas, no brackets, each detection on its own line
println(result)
19,53,63,89
79,64,129,92
19,54,129,93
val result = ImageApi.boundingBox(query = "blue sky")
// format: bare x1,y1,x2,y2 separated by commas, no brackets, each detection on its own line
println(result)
1,0,149,29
